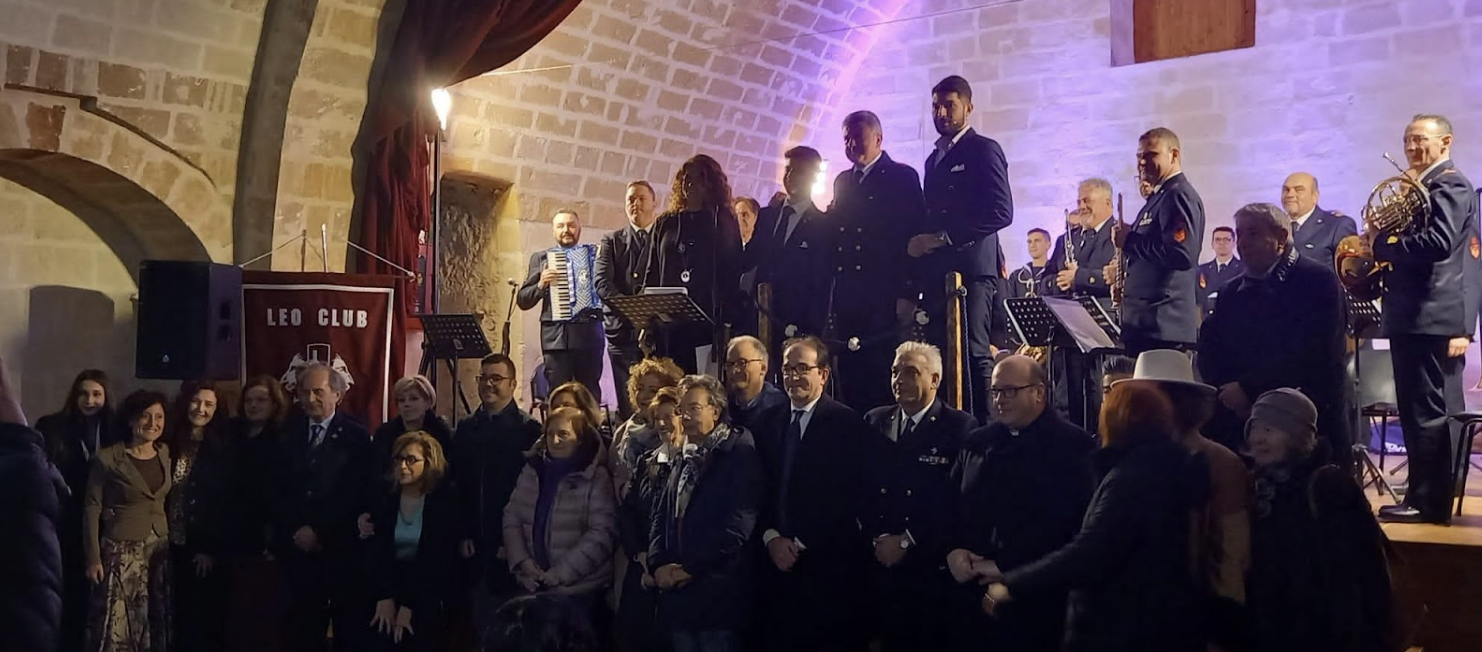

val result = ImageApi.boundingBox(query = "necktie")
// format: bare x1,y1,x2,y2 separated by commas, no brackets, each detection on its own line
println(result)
1290,220,1301,237
635,229,649,256
310,424,325,449
854,168,866,186
779,409,804,533
1217,263,1224,275
899,417,916,441
775,206,796,246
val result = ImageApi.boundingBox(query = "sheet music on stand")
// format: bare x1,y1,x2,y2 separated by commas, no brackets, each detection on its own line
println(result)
1043,297,1123,353
1077,296,1122,339
1004,297,1057,347
417,314,492,420
1346,292,1382,339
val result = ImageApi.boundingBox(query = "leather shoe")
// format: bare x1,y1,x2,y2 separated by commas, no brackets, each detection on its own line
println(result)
1377,505,1423,523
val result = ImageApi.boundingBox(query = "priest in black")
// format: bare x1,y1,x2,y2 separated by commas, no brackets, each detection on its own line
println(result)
1198,203,1350,460
1281,172,1357,268
1373,114,1478,525
596,180,660,417
909,76,1014,421
1196,226,1247,318
830,111,927,412
860,342,976,652
641,154,745,374
1113,127,1205,353
946,355,1095,652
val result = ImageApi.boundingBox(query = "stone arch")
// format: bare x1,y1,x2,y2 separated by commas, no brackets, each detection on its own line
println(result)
0,87,233,280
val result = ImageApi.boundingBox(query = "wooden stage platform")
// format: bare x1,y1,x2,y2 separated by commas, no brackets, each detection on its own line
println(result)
1363,453,1482,652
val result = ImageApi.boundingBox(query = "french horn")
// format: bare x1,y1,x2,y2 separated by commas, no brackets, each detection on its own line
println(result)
1335,154,1431,302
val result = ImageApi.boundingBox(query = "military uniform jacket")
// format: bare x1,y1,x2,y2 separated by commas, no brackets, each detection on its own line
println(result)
1196,257,1247,316
751,203,832,337
860,400,976,567
829,152,925,326
595,225,654,344
1045,220,1117,297
1122,172,1206,345
922,128,1014,280
1374,159,1478,337
1292,207,1357,269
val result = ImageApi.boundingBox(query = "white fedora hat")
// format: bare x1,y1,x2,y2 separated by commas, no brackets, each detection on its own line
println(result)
1112,349,1215,393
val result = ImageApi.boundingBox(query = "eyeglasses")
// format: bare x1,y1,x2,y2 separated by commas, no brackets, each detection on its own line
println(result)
780,364,822,377
393,455,425,467
478,374,511,386
989,384,1040,399
725,359,762,371
1403,135,1434,146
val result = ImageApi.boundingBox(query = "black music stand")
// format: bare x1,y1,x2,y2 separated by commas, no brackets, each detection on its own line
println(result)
608,291,713,370
1345,293,1399,502
1044,297,1124,429
1004,297,1057,348
418,314,491,421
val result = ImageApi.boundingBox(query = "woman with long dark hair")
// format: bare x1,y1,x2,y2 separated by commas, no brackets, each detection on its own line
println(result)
35,369,115,652
642,154,745,373
164,382,234,652
86,389,174,652
982,382,1203,652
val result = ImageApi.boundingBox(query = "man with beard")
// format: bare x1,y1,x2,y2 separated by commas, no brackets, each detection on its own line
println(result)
860,342,976,651
908,76,1014,421
518,209,605,396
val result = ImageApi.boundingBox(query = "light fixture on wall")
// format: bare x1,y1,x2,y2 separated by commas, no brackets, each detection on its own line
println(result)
429,87,453,314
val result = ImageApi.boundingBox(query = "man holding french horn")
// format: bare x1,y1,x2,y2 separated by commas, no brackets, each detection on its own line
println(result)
1372,114,1478,525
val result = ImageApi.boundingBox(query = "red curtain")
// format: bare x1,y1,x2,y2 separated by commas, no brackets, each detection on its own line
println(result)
359,0,584,380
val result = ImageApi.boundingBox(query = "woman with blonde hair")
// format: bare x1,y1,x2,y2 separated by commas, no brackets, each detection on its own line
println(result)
364,431,460,651
982,382,1203,652
642,154,745,373
610,357,684,496
375,374,453,462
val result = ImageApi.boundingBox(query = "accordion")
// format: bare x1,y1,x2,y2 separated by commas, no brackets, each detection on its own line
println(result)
548,243,601,322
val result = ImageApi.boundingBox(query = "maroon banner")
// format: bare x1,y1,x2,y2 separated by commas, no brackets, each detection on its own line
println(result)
242,272,397,425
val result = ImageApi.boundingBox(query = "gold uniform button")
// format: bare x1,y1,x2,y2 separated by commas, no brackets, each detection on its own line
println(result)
632,273,639,279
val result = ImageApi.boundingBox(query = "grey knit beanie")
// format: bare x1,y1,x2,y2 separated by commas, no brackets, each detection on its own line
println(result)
1245,388,1318,442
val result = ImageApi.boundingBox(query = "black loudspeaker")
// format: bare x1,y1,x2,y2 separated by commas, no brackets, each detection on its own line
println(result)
135,260,243,380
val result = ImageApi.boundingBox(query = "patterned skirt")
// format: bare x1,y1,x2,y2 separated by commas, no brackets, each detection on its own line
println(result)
90,535,172,652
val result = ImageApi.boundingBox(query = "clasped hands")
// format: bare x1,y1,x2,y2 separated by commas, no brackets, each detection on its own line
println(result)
948,549,1013,616
370,598,415,643
515,559,563,593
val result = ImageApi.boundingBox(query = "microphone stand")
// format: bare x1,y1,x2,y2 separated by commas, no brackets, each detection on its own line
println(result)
500,278,517,355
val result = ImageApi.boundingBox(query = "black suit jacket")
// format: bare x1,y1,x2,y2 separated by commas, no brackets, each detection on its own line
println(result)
754,396,868,572
1198,248,1349,454
1046,221,1117,297
517,249,605,352
860,400,976,566
642,208,745,327
362,486,459,613
1292,207,1357,268
751,203,832,335
829,152,925,324
922,128,1014,279
1196,257,1247,316
1375,159,1479,337
596,225,653,344
1123,173,1206,345
274,412,374,555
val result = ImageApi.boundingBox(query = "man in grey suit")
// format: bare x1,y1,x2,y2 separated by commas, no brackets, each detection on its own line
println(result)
1281,172,1357,268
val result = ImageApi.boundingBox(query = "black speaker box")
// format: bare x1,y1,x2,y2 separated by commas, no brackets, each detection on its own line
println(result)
135,260,243,380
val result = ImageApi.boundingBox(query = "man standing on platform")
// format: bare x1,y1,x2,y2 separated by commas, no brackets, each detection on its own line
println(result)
1007,229,1052,299
1046,178,1117,300
1374,114,1477,525
909,76,1014,421
1196,227,1246,318
597,181,659,417
1112,127,1205,354
752,146,832,354
724,335,786,433
830,111,926,412
1281,172,1356,267
518,209,605,398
